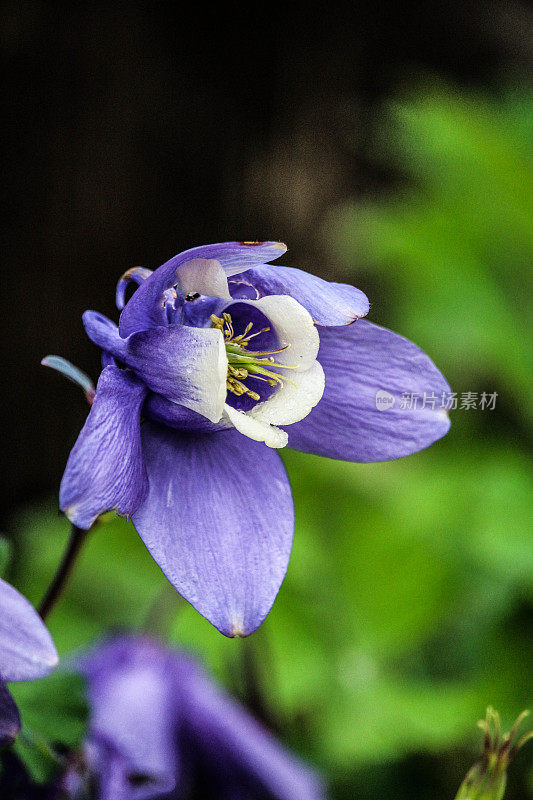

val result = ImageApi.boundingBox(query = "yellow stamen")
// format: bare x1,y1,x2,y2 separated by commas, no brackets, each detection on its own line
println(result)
212,312,297,401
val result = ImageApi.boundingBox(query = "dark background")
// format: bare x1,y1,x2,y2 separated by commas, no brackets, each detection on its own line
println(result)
2,0,532,518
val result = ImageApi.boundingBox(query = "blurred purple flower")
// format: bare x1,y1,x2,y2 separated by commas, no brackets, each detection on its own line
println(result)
0,578,58,747
47,242,450,636
67,635,325,800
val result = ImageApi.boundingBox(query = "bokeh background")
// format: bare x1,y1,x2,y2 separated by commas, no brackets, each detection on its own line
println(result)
2,2,532,798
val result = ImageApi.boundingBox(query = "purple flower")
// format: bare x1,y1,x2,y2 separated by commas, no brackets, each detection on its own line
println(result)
0,578,58,747
49,242,450,636
70,634,325,800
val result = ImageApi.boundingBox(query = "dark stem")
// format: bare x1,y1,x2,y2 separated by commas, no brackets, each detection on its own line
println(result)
38,524,88,620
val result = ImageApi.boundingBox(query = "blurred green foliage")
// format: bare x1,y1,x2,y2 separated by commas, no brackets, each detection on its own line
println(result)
331,82,533,428
5,80,533,798
11,671,87,783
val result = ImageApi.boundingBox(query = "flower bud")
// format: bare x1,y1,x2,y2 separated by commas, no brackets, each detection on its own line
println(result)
454,708,532,800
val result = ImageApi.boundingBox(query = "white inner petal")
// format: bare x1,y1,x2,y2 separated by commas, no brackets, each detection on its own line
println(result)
177,258,232,300
227,295,319,371
251,360,325,426
223,404,288,449
181,329,228,423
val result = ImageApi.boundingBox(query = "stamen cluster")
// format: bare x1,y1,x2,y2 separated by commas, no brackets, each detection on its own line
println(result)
211,312,294,402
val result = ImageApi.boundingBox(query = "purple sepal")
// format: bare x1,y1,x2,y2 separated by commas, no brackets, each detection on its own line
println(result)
181,658,326,800
77,635,325,800
0,577,58,682
229,264,369,326
132,425,294,637
118,242,287,337
79,637,177,800
286,320,451,462
60,366,149,529
0,683,21,748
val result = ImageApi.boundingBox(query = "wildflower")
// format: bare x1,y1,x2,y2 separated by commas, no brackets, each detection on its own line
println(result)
47,242,450,636
64,634,325,800
0,578,58,747
454,707,532,800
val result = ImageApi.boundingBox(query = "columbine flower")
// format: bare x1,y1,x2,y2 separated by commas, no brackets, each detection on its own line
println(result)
65,634,325,800
454,707,532,800
0,578,58,747
47,242,450,636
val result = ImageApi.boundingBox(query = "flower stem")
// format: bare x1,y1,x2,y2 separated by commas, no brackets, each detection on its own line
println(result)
38,524,88,620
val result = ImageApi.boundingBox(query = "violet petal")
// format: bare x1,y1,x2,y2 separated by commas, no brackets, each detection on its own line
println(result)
119,242,287,337
229,264,369,326
180,659,326,800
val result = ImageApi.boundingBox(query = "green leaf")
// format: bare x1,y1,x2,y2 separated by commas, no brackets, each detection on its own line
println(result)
10,671,88,783
0,537,11,577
